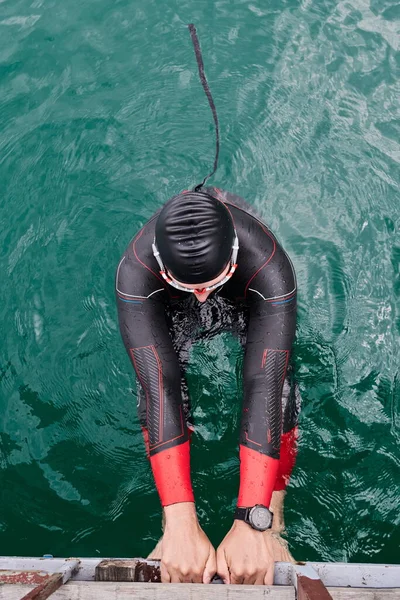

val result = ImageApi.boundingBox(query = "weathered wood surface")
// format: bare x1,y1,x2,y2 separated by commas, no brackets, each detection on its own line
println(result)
1,583,400,600
19,573,63,600
0,560,79,585
293,564,333,600
297,575,333,600
95,559,161,583
329,590,400,599
310,563,400,589
0,582,295,599
95,560,137,582
4,558,398,588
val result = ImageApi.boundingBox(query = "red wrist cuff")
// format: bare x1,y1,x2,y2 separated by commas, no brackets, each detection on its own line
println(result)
274,427,298,491
238,445,279,507
150,440,194,506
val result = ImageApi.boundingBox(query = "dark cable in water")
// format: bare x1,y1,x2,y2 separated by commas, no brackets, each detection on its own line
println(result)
188,24,220,192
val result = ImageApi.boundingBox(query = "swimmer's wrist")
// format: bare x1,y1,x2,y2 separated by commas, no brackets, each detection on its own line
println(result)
269,490,286,532
164,501,197,526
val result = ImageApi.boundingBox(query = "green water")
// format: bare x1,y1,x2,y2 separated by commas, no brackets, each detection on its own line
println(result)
0,0,399,563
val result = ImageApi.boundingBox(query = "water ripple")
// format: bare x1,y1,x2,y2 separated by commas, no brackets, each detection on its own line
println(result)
0,0,398,561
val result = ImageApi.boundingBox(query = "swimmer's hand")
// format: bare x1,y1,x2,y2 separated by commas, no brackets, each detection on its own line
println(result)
161,502,216,583
217,520,283,585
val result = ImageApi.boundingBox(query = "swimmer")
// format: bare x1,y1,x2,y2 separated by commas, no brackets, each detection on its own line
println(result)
115,25,300,586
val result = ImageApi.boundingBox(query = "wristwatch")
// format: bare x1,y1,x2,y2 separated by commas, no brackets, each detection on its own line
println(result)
234,505,273,532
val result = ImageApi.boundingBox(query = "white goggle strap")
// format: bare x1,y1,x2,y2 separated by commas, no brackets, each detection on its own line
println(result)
231,232,239,264
152,240,165,272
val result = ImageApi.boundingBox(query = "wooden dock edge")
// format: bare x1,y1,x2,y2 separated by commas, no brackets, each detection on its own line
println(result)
1,558,399,599
1,582,400,599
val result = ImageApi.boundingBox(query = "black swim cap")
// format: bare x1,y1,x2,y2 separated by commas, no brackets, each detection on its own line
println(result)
155,191,235,284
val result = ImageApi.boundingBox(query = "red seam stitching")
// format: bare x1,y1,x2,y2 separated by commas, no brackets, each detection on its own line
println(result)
132,229,173,293
261,349,268,368
117,291,146,300
265,290,296,303
132,346,185,450
132,229,180,299
132,230,164,283
245,431,262,447
149,432,185,451
132,344,155,350
244,224,276,298
261,348,290,383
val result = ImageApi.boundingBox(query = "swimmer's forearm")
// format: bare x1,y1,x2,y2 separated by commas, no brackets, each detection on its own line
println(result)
149,441,194,506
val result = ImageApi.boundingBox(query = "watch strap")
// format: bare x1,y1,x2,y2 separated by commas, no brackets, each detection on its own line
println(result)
234,507,249,522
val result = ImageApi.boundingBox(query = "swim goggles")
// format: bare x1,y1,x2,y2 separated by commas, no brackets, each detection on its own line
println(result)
152,232,239,294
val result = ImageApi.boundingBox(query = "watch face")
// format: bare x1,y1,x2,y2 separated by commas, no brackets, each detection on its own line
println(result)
249,506,273,531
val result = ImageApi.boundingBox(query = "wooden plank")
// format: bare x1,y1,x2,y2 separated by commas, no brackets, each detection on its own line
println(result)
71,559,400,588
95,560,138,582
20,573,63,600
297,575,333,600
0,582,295,599
0,571,52,586
0,560,80,584
293,565,333,600
1,583,400,599
328,589,400,599
310,564,400,589
5,558,396,588
95,559,162,583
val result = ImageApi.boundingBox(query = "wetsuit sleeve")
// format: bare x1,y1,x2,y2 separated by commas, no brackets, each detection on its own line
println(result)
116,261,193,507
239,241,297,508
274,426,298,491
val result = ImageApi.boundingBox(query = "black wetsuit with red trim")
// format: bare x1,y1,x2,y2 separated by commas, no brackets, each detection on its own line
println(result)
116,187,300,508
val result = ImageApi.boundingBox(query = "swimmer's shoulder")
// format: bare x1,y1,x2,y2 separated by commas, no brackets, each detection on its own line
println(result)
205,187,296,301
115,216,166,303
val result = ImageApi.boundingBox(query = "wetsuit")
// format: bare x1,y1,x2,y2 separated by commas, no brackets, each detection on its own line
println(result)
116,187,300,508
